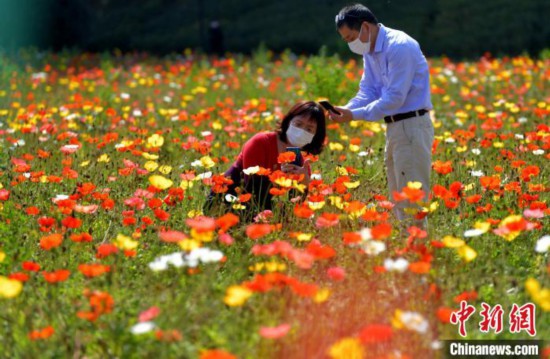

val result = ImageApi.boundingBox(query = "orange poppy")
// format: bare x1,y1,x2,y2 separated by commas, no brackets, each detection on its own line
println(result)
39,234,63,250
432,160,453,175
342,232,362,244
42,270,71,283
78,264,111,278
465,194,482,204
277,151,297,164
408,261,431,274
70,233,93,243
371,222,392,240
289,281,318,297
453,290,478,303
199,349,237,359
306,240,336,259
215,213,240,232
436,307,455,323
28,326,54,340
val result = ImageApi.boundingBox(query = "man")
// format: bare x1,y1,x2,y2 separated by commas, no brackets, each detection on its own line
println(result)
330,4,434,228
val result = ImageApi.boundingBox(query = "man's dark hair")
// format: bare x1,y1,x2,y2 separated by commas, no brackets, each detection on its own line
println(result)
277,101,326,155
335,4,378,31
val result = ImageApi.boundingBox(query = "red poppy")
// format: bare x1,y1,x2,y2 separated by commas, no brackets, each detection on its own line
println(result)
148,197,163,209
259,323,291,339
289,281,318,297
22,261,41,272
306,240,336,259
96,243,119,258
521,165,540,182
154,209,170,221
292,203,313,219
0,189,10,201
26,206,40,215
139,306,161,322
122,217,137,226
358,324,393,344
465,194,482,204
159,230,187,243
315,212,339,228
9,272,30,282
155,329,183,342
186,216,216,232
37,216,56,228
326,266,346,281
246,224,273,240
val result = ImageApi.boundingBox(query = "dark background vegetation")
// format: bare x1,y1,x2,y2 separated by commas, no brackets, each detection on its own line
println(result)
1,0,549,59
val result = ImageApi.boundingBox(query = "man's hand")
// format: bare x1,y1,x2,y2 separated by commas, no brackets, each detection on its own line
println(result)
329,107,353,123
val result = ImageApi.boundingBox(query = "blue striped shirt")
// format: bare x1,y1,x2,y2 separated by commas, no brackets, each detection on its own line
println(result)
344,24,433,121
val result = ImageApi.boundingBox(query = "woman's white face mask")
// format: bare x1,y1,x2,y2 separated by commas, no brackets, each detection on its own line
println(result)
348,24,370,55
286,124,315,148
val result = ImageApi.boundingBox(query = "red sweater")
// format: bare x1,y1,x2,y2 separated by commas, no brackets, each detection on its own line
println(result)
235,132,280,172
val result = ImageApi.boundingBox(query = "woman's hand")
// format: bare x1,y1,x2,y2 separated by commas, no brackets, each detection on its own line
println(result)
281,160,311,184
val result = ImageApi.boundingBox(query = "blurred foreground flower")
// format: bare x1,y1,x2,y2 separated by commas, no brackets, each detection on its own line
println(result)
149,248,224,271
392,309,429,333
0,276,23,298
328,337,364,359
131,321,156,335
224,285,252,307
525,278,550,312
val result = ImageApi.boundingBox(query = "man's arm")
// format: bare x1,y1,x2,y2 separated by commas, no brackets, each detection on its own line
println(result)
342,57,378,110
350,44,417,121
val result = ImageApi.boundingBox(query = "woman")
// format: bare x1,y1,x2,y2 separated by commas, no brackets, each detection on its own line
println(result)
204,101,326,219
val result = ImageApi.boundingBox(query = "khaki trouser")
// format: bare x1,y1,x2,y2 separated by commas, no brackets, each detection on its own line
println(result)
384,113,434,228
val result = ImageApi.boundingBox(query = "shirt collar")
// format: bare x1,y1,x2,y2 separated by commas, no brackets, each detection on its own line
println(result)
373,24,386,53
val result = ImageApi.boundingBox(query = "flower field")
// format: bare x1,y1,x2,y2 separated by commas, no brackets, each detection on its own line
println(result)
0,49,548,358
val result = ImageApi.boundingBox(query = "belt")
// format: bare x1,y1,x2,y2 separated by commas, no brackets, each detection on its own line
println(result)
384,109,428,123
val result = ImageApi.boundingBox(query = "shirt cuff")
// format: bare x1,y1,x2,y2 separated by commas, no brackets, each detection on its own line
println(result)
350,108,365,121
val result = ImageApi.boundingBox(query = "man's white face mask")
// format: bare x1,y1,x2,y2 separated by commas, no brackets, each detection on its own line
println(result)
348,24,370,55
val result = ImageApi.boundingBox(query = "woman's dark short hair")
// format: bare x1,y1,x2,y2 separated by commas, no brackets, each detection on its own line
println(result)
335,4,378,31
277,101,326,155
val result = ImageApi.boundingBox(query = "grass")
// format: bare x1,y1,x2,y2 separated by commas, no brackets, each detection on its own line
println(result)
0,48,548,358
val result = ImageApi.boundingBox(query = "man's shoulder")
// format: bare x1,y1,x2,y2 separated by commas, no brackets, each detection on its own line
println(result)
384,26,418,48
382,28,420,58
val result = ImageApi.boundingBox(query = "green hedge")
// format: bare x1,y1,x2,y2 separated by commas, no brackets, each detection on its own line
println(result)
1,0,549,59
